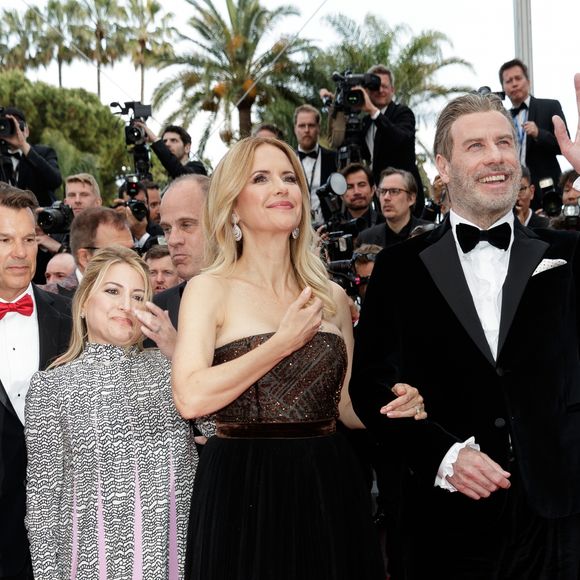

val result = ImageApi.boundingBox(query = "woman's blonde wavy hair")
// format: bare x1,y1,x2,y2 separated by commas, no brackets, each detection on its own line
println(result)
203,136,335,316
50,246,153,368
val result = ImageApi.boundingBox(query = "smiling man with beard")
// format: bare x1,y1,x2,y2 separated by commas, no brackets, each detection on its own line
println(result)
351,84,580,579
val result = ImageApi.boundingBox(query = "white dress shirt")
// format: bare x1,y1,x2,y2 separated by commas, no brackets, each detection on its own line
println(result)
298,145,323,223
512,95,531,166
435,209,514,490
0,284,40,424
365,106,387,167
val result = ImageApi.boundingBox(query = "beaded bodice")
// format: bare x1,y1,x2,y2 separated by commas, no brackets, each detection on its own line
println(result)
213,332,347,424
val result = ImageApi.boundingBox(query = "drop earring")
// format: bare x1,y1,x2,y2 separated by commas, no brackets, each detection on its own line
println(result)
232,214,242,242
291,227,300,240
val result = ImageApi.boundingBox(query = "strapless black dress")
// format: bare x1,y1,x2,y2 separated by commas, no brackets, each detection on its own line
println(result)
184,332,383,580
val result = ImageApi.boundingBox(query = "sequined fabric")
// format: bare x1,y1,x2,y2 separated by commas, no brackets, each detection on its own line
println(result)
213,332,346,423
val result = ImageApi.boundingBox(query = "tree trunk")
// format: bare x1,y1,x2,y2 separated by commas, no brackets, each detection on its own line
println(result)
140,63,145,103
58,58,63,88
97,62,101,98
237,102,252,138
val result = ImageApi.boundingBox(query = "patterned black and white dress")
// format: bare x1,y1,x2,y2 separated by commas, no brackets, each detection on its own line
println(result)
25,344,197,580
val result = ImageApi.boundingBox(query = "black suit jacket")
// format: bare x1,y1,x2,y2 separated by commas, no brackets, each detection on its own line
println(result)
143,281,187,350
0,286,71,576
357,215,429,249
526,212,550,229
151,140,207,178
358,102,424,214
350,219,580,519
525,96,567,199
15,144,62,207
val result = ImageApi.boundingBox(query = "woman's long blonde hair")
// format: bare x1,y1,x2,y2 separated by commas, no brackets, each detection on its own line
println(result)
50,246,153,368
203,136,335,316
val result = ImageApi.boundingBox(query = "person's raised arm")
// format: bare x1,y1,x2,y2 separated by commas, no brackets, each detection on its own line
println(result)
554,73,580,172
172,275,323,419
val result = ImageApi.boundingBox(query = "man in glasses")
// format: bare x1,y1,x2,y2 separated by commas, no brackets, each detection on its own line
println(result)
515,166,549,228
357,167,429,249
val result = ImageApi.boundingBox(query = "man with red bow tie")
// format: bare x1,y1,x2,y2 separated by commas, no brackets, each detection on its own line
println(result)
0,183,71,580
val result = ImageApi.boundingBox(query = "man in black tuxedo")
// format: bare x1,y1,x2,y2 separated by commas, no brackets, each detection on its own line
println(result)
293,104,337,223
0,184,71,579
356,65,424,215
350,79,580,579
0,107,62,207
500,58,568,207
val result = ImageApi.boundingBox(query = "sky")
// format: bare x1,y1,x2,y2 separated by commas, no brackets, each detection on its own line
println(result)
6,0,580,178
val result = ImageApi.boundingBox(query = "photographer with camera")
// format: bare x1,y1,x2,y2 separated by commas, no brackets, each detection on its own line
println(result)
116,178,163,251
135,121,207,179
0,107,62,207
340,163,383,232
515,166,549,228
356,65,423,213
358,167,429,249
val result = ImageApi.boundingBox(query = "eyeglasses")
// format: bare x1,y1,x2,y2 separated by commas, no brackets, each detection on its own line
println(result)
376,187,409,197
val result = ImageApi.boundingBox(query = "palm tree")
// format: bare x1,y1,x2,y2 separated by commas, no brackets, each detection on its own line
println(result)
77,0,127,98
0,9,37,70
27,0,84,88
152,0,313,152
123,0,176,102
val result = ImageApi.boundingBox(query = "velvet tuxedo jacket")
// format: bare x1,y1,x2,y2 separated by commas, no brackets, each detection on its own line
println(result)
350,218,580,519
0,286,71,576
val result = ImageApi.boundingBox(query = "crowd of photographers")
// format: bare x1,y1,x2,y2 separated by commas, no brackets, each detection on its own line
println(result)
1,56,580,579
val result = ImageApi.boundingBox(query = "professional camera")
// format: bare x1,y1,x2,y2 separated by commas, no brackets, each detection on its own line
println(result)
110,101,153,181
37,201,74,234
475,86,506,100
539,177,562,217
332,71,381,111
326,259,360,297
0,107,26,138
316,173,366,262
328,71,381,168
561,203,580,230
119,175,149,221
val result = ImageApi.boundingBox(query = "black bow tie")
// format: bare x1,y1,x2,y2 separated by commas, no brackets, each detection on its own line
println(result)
456,222,511,254
511,102,527,117
5,150,21,159
298,150,318,160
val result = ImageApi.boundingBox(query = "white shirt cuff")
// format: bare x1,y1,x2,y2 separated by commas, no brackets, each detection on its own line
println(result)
371,109,381,121
434,436,480,492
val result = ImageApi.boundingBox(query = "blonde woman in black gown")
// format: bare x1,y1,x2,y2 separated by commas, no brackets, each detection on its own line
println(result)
172,137,426,580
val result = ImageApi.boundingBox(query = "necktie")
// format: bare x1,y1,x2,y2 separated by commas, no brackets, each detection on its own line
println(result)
456,222,511,254
0,294,34,320
511,102,527,117
298,150,318,160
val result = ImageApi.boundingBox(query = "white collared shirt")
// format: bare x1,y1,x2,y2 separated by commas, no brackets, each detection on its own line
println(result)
365,106,388,167
0,284,40,424
449,209,514,361
512,95,531,166
298,145,323,222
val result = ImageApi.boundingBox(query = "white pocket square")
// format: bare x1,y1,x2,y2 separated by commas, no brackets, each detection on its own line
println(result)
532,258,567,276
